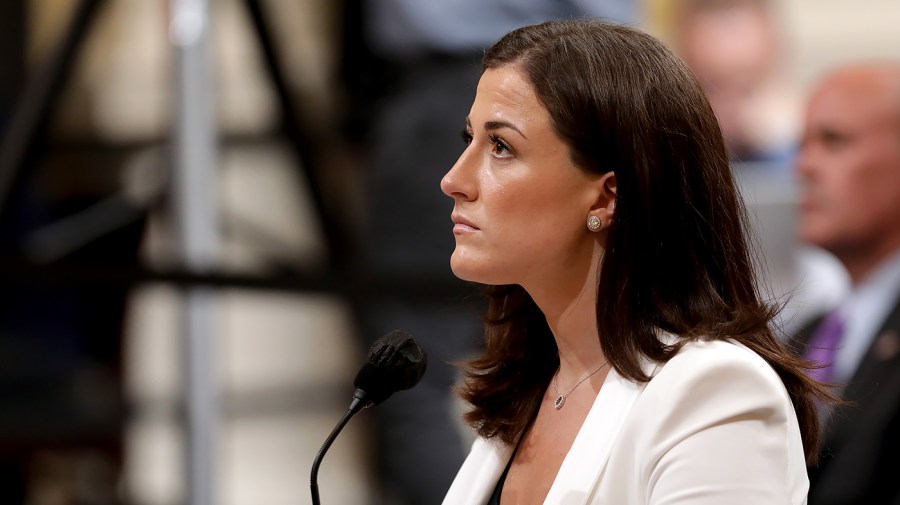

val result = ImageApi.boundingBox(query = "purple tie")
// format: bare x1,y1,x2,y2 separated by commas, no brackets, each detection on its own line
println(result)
804,310,846,383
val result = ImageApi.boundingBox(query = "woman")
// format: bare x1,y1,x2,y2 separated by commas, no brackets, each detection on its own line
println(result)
439,20,831,504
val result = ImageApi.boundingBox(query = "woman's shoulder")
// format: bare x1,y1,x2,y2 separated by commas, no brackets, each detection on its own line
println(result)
642,338,791,408
622,338,801,466
607,340,808,505
671,337,768,363
650,337,775,371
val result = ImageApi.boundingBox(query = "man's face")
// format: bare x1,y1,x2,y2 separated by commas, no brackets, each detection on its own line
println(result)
677,6,777,155
796,70,900,261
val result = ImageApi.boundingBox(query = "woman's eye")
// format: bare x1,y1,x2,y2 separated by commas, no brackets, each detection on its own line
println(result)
489,134,512,158
459,130,512,158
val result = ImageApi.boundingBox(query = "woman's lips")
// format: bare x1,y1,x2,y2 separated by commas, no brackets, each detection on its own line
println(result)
451,214,479,234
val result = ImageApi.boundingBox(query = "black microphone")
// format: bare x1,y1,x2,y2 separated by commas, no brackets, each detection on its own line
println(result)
310,330,427,505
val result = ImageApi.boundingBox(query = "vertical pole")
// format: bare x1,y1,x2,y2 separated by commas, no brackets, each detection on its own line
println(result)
168,1,220,505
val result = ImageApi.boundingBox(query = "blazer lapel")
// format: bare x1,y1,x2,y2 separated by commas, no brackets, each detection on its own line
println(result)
543,368,645,505
442,436,513,504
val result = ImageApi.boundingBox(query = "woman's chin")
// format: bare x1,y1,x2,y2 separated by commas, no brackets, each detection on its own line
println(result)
450,255,487,284
449,263,477,283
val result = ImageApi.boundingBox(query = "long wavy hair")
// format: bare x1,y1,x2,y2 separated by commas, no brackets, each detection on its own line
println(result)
456,19,833,464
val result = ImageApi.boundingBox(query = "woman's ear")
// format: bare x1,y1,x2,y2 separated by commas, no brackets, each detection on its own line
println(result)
588,172,617,230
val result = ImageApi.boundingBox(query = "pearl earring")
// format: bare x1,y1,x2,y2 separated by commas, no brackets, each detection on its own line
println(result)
587,215,602,232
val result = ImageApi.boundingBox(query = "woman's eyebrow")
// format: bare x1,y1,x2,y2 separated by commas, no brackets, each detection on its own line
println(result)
465,117,527,139
484,120,527,139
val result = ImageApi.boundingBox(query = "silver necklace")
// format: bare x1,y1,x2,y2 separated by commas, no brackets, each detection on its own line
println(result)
552,361,609,410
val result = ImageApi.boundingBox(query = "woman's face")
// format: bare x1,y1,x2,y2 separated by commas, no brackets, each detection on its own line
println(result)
440,65,604,289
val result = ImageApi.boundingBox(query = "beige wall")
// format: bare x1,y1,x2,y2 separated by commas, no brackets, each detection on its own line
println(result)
28,0,341,141
783,0,900,93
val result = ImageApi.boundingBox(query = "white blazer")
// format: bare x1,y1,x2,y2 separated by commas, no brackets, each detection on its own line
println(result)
442,340,809,505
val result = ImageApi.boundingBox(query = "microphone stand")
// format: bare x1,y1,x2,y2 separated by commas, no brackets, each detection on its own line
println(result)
309,392,367,505
311,331,425,503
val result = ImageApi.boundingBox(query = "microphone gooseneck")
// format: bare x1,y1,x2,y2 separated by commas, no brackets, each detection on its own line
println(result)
310,330,427,505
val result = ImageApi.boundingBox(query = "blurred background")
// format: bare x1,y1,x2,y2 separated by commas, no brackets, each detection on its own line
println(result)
0,1,896,504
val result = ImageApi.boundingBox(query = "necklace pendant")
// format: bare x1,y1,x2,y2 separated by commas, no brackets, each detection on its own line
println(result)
554,395,565,410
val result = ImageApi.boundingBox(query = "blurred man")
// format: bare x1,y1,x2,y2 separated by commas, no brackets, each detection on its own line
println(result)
794,62,900,505
668,0,847,337
671,0,799,166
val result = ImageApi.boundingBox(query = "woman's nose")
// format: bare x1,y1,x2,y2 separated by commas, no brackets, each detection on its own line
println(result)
441,151,476,201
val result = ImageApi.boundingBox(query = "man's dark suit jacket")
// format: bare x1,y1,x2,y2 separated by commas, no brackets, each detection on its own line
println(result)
791,294,900,505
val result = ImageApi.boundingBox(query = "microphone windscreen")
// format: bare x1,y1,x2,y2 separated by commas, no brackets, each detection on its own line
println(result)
353,330,427,406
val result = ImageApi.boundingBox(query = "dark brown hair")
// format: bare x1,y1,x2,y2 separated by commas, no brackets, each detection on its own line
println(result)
457,19,833,464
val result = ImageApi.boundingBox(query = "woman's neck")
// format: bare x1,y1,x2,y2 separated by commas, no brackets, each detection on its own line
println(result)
526,246,606,382
547,288,605,382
